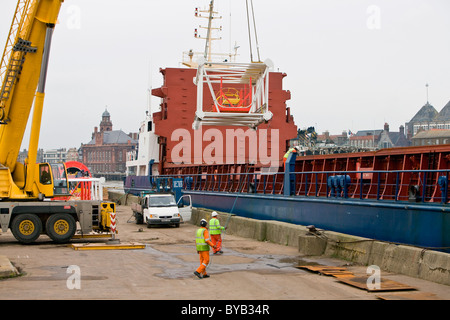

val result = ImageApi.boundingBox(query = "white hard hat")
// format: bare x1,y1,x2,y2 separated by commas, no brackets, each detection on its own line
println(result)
294,146,300,151
211,211,218,217
200,219,207,227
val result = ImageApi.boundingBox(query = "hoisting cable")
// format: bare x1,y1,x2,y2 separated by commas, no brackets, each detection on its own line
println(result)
250,0,261,62
245,0,254,62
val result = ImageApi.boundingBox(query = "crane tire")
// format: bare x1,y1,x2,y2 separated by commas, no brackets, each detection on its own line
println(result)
46,213,76,243
11,214,42,244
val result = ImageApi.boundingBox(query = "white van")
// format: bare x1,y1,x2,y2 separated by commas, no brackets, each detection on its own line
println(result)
131,193,191,227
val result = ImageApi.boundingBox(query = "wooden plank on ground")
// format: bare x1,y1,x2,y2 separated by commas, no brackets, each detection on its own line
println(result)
296,265,354,277
376,292,439,300
70,242,146,251
72,234,112,239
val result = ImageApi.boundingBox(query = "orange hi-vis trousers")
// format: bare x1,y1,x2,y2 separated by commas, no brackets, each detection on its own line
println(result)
211,234,222,253
196,251,210,276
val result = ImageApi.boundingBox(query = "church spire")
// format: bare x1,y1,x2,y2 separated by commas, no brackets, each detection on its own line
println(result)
100,107,113,132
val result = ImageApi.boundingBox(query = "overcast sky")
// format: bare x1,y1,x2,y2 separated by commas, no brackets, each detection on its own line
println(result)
1,0,449,150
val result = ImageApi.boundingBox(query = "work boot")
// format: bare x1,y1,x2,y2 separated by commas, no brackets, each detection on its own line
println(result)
203,274,210,278
194,271,202,279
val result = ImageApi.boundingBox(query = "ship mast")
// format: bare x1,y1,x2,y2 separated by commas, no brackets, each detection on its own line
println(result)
183,1,238,68
195,1,222,63
203,0,215,62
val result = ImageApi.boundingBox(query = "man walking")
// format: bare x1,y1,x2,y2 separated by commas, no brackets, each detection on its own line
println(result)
209,211,225,255
194,219,216,279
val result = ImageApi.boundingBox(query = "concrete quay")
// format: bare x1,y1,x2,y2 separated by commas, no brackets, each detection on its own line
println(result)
0,254,19,279
192,208,450,286
109,191,450,286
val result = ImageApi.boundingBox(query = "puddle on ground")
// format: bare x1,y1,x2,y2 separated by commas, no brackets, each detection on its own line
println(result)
279,257,321,267
142,245,311,280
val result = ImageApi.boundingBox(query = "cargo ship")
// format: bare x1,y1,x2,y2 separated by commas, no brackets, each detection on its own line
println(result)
125,1,450,251
125,0,297,192
125,104,450,251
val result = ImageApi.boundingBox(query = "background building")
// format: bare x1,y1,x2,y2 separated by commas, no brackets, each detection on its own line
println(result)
66,148,80,162
411,129,450,146
80,109,138,180
42,148,67,164
348,129,382,149
378,123,409,149
406,100,450,138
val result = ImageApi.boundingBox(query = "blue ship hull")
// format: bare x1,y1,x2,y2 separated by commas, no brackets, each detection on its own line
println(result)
124,154,450,252
124,176,151,195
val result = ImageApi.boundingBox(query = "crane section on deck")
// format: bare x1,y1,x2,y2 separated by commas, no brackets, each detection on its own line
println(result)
191,0,273,130
193,59,273,130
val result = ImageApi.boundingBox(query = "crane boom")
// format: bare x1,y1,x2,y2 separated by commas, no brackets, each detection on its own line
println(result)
0,0,63,199
0,0,117,245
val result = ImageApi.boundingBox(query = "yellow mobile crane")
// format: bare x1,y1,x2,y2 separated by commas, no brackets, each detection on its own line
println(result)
0,0,114,243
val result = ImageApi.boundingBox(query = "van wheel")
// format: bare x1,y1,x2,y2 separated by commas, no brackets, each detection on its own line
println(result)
11,214,42,244
46,214,76,243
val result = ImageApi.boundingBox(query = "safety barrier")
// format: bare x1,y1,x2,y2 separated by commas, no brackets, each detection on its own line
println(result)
68,177,105,201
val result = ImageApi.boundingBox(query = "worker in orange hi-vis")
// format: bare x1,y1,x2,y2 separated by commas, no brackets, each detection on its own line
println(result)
194,219,216,279
209,211,226,255
283,146,300,169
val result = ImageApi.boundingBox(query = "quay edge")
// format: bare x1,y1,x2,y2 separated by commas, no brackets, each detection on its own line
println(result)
108,190,450,286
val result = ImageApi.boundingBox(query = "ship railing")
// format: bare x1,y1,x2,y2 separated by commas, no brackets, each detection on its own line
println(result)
289,169,449,204
164,169,450,204
126,150,137,161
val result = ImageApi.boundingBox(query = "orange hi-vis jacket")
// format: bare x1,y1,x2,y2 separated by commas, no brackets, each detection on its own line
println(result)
195,227,214,251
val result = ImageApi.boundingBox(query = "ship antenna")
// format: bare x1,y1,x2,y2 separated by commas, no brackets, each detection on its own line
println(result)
147,62,152,116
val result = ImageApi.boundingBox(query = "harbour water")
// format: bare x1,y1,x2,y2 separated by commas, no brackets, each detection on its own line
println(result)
104,180,124,194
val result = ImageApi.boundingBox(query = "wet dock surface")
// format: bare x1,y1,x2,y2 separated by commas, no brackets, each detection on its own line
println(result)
0,205,449,301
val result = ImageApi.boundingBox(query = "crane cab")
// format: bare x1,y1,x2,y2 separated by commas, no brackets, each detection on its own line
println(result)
34,162,69,199
0,162,69,200
41,163,69,197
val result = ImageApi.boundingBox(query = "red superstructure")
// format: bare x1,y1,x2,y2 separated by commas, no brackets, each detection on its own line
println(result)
152,67,297,174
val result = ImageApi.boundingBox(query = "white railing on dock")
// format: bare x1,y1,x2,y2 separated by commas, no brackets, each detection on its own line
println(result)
68,177,105,201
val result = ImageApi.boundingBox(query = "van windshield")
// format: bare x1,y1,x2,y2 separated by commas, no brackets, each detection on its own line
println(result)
149,196,176,207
